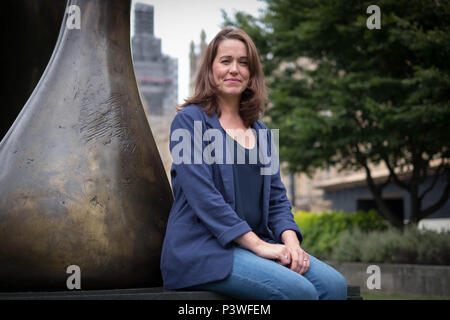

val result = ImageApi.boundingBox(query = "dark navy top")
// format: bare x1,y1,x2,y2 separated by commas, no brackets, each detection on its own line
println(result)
228,131,273,242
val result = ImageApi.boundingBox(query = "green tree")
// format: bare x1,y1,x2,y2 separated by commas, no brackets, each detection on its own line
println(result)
223,0,450,227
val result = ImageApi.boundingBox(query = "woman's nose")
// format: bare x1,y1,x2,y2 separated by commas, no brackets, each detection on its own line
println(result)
229,61,238,74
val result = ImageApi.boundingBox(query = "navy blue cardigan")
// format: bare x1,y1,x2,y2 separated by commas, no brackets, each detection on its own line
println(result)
160,104,303,289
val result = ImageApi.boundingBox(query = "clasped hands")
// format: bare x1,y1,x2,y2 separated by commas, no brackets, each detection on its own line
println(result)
254,241,310,275
253,229,310,275
235,229,310,275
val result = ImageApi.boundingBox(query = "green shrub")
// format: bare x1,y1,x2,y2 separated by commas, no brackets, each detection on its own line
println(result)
330,228,365,262
293,209,388,259
332,226,450,265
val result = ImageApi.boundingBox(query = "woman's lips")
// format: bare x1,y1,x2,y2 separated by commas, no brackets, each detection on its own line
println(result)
225,79,241,83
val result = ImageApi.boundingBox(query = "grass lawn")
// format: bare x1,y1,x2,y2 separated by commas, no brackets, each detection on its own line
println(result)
361,291,450,300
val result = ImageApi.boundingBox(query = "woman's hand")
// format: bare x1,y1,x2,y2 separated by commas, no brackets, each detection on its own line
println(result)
234,231,291,266
285,244,310,274
281,230,310,275
253,242,291,266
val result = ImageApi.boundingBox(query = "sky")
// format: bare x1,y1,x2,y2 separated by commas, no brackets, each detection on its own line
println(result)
131,0,267,104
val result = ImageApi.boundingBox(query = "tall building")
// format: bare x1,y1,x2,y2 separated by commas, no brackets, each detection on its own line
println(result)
189,30,207,97
131,3,178,179
132,3,178,117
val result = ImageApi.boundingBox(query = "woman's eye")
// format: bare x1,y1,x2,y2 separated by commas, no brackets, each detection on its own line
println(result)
221,60,230,64
240,61,248,65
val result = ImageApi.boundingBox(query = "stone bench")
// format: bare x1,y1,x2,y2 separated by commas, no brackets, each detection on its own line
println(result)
0,285,362,300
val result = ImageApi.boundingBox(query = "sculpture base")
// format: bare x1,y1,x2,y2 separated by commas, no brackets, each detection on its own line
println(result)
0,286,362,300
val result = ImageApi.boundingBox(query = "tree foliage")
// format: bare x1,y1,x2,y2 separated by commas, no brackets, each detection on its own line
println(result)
223,0,450,227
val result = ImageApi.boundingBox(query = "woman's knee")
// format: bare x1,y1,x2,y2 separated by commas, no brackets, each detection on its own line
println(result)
305,255,348,300
280,277,319,300
323,271,347,300
290,284,319,300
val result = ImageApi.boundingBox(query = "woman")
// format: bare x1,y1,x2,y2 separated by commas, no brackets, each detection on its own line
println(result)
160,27,347,300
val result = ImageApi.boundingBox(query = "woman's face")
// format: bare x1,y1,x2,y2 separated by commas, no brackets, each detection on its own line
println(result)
212,39,250,99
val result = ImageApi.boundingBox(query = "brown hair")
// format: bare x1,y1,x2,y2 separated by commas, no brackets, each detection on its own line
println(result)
178,27,267,127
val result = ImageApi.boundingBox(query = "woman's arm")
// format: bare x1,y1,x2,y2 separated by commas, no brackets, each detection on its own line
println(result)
264,129,303,243
262,128,309,273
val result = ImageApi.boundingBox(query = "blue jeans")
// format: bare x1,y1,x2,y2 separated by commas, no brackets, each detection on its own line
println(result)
188,247,347,300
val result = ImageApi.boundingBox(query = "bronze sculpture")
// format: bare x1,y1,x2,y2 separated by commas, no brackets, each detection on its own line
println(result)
0,0,173,291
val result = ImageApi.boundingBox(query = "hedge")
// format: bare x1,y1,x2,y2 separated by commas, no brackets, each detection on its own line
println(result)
293,209,388,260
332,226,450,265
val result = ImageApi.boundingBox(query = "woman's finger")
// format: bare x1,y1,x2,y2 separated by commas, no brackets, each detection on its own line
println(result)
295,248,303,273
305,255,310,273
282,250,291,266
299,251,309,274
289,247,299,272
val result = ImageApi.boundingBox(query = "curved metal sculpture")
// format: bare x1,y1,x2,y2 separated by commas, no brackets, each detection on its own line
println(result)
0,0,173,291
